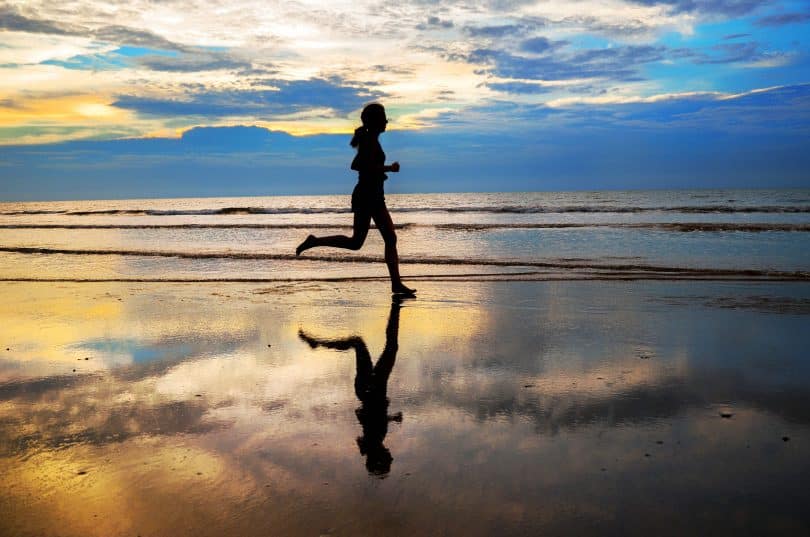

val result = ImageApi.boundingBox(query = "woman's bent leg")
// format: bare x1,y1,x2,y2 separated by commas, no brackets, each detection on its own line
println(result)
296,212,370,255
372,207,415,294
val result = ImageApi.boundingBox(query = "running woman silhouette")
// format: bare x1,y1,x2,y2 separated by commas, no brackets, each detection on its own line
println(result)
295,103,415,295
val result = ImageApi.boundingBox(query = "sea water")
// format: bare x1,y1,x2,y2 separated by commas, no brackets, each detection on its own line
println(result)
1,189,808,281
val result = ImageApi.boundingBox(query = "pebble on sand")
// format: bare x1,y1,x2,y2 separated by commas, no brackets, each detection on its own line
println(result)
720,412,733,418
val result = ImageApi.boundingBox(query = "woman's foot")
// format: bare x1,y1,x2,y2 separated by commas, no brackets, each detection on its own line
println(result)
392,282,416,295
296,235,316,256
298,328,319,348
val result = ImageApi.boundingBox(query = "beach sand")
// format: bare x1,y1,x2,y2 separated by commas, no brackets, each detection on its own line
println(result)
1,280,809,536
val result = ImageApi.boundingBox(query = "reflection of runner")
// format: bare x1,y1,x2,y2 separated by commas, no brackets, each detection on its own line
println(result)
298,298,404,476
295,103,415,296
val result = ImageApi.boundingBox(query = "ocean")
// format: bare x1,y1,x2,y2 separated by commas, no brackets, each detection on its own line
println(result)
1,189,809,282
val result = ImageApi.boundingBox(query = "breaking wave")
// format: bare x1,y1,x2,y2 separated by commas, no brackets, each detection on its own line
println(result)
1,223,809,232
1,246,807,280
3,205,810,216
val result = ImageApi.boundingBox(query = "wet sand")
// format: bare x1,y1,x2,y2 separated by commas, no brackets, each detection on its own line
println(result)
1,280,809,536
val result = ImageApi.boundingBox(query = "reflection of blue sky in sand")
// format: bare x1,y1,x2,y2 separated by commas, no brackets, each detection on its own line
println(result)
75,338,193,367
1,281,809,533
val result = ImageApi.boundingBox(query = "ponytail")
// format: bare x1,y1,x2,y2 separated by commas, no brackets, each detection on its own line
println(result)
350,125,367,148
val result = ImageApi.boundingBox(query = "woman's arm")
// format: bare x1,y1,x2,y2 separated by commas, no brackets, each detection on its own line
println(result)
351,142,400,174
351,159,400,174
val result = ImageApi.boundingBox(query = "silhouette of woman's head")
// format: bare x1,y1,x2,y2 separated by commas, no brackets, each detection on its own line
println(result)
351,103,388,147
361,103,387,132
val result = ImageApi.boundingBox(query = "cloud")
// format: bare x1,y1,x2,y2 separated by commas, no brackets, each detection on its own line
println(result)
0,5,83,35
668,40,780,65
136,51,251,72
520,37,567,54
0,6,190,54
754,12,810,27
179,125,294,151
371,64,415,75
544,84,810,133
627,0,768,16
690,41,762,64
1,0,807,150
485,81,553,94
416,16,454,30
560,15,658,37
93,25,188,52
469,45,666,82
463,24,527,38
112,77,384,118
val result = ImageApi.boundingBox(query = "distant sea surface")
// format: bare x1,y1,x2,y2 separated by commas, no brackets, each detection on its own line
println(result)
1,190,809,281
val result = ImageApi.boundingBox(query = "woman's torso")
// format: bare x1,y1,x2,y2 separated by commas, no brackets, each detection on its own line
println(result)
352,137,387,185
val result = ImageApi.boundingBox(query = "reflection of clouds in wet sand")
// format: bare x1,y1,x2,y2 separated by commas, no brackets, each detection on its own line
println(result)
0,282,263,380
1,281,810,535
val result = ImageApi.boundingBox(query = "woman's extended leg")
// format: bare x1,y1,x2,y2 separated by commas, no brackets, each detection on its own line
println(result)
296,212,371,255
372,207,415,295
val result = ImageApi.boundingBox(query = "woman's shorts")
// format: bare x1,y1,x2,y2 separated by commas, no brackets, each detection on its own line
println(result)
351,182,386,215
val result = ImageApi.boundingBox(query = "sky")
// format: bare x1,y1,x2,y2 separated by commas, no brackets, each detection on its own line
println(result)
0,0,809,200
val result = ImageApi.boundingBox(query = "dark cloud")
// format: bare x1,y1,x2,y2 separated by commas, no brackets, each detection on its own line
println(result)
562,15,654,36
0,378,229,457
180,125,294,151
626,0,767,15
0,6,189,52
485,81,552,94
372,64,415,75
755,12,810,27
469,45,666,82
112,77,385,118
520,36,567,54
236,65,279,77
688,42,763,64
40,46,257,74
563,84,810,133
416,16,453,30
463,24,526,38
137,52,251,72
723,33,751,40
93,25,188,52
0,5,83,35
